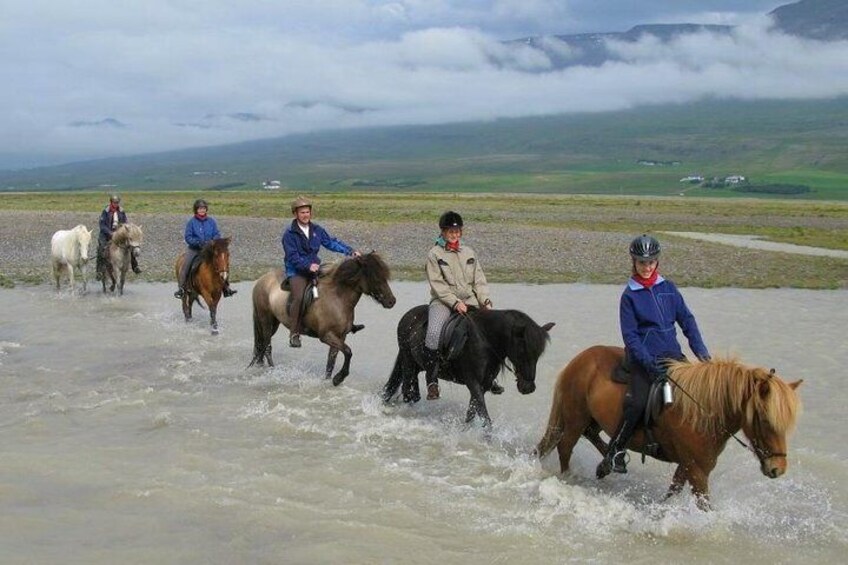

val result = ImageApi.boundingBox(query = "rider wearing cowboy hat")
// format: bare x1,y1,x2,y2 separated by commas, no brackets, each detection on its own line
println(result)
282,195,361,348
174,198,237,299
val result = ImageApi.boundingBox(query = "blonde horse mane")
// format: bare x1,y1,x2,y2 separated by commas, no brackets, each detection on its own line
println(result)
111,223,143,245
668,356,801,436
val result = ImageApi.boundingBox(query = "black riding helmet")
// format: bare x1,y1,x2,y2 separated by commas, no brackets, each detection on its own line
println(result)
193,198,209,213
629,234,661,261
439,211,463,229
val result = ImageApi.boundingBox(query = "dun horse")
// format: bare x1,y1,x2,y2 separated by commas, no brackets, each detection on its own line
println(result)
535,345,802,509
101,223,143,296
382,306,554,426
51,225,93,293
249,252,396,385
174,237,231,335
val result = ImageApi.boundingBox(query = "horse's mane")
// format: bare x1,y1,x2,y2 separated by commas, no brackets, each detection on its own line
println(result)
111,223,143,245
472,309,550,373
326,252,391,289
668,356,801,436
199,237,230,261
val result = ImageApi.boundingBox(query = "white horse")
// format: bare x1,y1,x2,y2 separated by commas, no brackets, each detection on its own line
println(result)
51,225,93,293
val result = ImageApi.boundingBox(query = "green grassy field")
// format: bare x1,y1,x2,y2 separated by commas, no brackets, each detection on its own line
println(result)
2,98,847,199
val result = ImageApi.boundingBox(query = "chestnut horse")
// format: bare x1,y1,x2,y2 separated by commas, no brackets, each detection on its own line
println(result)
174,238,231,335
249,252,396,385
536,345,802,509
101,223,142,296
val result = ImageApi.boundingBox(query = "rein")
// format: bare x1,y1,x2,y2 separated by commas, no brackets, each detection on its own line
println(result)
665,370,786,463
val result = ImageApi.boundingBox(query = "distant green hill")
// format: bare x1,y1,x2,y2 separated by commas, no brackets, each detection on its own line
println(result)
2,97,847,200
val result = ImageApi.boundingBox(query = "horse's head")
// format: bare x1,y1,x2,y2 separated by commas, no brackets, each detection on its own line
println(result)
76,225,93,263
504,312,554,395
114,223,143,259
207,237,231,281
742,368,803,479
335,252,396,309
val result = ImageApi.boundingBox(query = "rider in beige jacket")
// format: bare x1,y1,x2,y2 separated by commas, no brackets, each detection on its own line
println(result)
423,211,500,400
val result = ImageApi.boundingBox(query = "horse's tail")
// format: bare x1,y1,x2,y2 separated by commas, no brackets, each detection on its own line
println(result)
534,371,568,459
248,296,270,368
381,349,407,402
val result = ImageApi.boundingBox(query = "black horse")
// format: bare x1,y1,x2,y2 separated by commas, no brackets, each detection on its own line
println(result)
382,305,554,426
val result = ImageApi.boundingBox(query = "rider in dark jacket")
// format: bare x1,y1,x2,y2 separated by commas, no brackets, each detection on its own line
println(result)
97,194,140,279
174,199,237,299
597,234,710,479
282,195,359,347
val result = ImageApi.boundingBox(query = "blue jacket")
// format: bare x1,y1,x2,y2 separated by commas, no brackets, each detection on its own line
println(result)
620,276,709,376
99,206,128,242
184,215,221,250
282,220,353,278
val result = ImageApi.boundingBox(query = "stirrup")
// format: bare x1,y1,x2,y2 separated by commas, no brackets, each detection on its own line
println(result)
223,287,237,297
174,288,185,299
596,449,628,479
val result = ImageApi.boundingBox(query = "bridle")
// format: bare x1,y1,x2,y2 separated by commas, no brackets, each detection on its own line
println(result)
666,369,786,465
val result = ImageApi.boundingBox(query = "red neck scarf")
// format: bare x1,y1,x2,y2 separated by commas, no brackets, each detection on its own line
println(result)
445,239,460,252
632,269,659,289
195,212,207,220
109,203,120,213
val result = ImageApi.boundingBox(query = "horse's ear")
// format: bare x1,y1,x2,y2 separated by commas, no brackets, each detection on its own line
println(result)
769,368,776,378
789,379,803,390
541,322,555,333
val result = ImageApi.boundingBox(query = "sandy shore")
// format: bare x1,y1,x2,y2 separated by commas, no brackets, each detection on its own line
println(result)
2,210,846,288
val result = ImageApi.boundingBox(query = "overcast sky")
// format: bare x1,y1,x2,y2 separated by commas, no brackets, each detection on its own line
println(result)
3,0,848,168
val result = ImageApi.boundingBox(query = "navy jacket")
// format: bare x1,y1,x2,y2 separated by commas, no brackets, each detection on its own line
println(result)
184,215,221,250
620,276,709,376
99,206,128,242
282,220,353,278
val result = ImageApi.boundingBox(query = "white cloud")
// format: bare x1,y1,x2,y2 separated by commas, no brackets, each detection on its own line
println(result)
1,0,844,167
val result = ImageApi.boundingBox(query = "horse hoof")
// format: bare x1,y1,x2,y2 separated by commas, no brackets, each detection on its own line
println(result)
332,372,348,386
211,328,219,335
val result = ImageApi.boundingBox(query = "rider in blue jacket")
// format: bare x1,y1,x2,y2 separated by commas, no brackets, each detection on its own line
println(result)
174,199,237,299
597,234,710,479
282,195,360,347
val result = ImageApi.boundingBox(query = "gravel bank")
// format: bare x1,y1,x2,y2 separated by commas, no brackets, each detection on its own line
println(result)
2,211,846,289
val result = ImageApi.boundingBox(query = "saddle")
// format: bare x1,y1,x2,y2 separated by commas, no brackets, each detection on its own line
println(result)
438,312,471,362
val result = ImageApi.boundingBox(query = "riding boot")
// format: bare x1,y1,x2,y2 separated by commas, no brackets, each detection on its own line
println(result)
174,287,185,299
423,347,440,400
131,254,142,274
490,380,505,395
596,416,637,479
222,281,237,297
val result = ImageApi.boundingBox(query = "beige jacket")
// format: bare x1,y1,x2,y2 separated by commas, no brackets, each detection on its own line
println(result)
426,242,491,309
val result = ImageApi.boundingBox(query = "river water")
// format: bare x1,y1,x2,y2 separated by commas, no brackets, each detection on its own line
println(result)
1,281,845,564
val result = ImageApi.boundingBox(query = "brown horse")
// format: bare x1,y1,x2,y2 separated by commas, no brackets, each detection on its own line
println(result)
536,345,802,509
174,238,231,335
249,252,396,385
101,223,143,296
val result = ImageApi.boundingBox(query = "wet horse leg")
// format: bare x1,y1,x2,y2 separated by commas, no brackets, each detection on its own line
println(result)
665,465,687,500
464,380,491,427
319,332,352,386
325,347,340,380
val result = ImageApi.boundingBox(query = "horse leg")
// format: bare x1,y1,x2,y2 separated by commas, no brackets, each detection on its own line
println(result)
80,264,87,293
209,303,219,335
464,381,491,427
665,465,687,501
582,421,609,456
325,347,339,380
118,267,126,296
318,333,352,386
687,468,712,511
68,264,75,294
